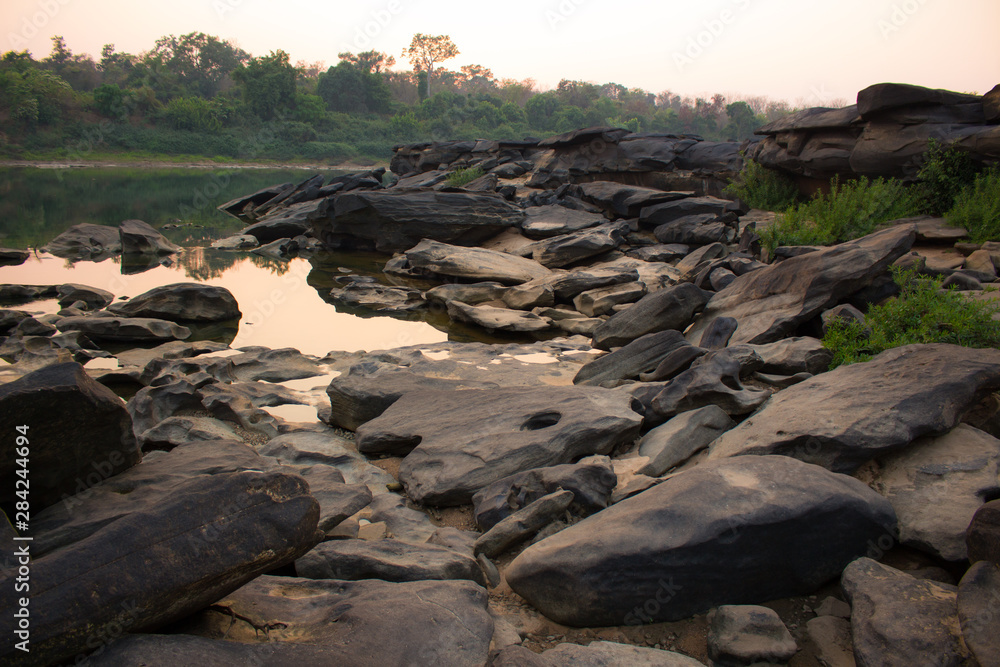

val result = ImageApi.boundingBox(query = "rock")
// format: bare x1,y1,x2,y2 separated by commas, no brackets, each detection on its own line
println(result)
641,343,707,382
42,223,122,259
958,561,1000,667
252,236,299,260
505,456,896,626
447,301,553,332
687,225,915,346
575,330,691,387
579,181,692,218
522,205,607,238
967,500,1000,565
364,493,438,543
425,281,507,305
822,303,867,335
697,316,738,349
592,283,710,349
56,283,114,309
856,82,981,119
96,576,493,666
707,344,1000,473
650,348,771,421
107,283,241,322
502,280,555,310
675,243,729,279
0,468,321,666
757,105,861,133
746,336,833,375
942,272,983,291
0,362,140,511
404,239,551,285
637,405,735,476
472,458,617,531
627,243,691,263
529,223,630,268
295,537,486,585
119,219,182,255
866,424,1000,561
137,415,239,452
640,196,733,227
709,267,737,291
707,605,798,667
806,616,856,667
210,234,259,250
474,489,574,558
841,558,973,667
314,189,525,252
356,385,642,506
258,431,396,495
329,281,426,313
241,199,323,242
285,466,371,532
573,281,647,317
966,248,998,280
217,181,294,220
493,641,708,666
654,214,732,246
57,316,191,342
0,247,29,266
815,596,853,618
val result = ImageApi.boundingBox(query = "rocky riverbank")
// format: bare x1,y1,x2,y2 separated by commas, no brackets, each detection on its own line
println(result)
2,82,1000,666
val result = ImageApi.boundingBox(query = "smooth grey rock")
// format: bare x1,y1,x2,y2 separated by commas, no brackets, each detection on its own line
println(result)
506,456,896,627
627,243,691,263
474,490,574,558
493,641,707,666
57,316,191,342
42,223,122,259
650,348,771,421
708,344,1000,473
447,301,553,332
108,283,241,322
258,431,395,495
575,330,691,387
805,616,856,667
277,464,372,532
958,561,1000,667
56,283,114,309
842,558,973,667
707,605,798,667
529,223,629,268
119,219,182,255
654,214,732,246
687,225,916,346
675,242,728,278
573,281,647,317
637,405,735,476
425,281,507,305
697,316,738,349
580,181,691,218
329,281,426,313
866,424,1000,561
357,385,642,506
592,283,710,349
967,500,1000,565
296,537,485,585
210,234,259,250
746,337,833,375
404,239,551,285
522,205,607,238
137,415,239,452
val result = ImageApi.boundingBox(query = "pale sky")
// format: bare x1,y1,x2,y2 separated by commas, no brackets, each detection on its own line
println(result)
3,0,998,105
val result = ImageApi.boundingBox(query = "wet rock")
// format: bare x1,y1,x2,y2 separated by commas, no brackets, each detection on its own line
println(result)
57,316,191,342
522,205,607,238
575,330,690,387
474,489,574,558
0,248,29,266
296,537,485,585
56,283,114,309
119,219,182,255
472,457,616,532
707,605,798,667
842,557,973,667
42,223,122,259
958,560,1000,667
447,301,553,332
967,500,1000,565
592,283,710,349
404,239,551,285
356,385,642,506
707,344,1000,473
686,225,915,345
107,283,241,322
329,281,426,313
637,405,735,476
505,456,896,626
0,361,140,511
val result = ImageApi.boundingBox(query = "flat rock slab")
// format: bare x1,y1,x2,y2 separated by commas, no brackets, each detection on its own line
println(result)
108,283,241,322
57,316,192,341
842,558,973,667
686,225,915,346
592,283,710,350
505,455,895,627
404,239,551,285
522,205,608,238
357,385,642,506
707,344,1000,473
493,641,707,666
575,330,690,387
637,405,735,476
258,431,395,496
296,537,485,585
707,605,798,666
447,300,553,332
579,181,692,218
958,561,1000,667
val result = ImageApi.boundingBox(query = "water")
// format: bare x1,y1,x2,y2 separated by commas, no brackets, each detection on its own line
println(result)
0,167,453,355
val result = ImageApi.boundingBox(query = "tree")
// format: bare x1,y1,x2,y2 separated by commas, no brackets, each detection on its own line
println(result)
146,32,249,98
458,64,495,95
339,50,395,74
317,60,392,114
232,50,296,120
723,101,758,141
402,34,458,97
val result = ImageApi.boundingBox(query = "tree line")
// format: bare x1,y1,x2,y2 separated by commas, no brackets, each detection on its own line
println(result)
0,32,805,164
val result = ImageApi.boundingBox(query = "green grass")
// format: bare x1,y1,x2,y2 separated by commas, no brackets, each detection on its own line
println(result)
822,268,1000,367
724,158,800,212
946,168,1000,243
913,139,982,215
762,175,922,252
445,166,485,187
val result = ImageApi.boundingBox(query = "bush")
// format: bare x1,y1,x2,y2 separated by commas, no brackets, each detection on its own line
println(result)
914,139,981,215
763,175,922,251
822,268,1000,367
724,158,800,212
446,166,484,187
946,168,1000,243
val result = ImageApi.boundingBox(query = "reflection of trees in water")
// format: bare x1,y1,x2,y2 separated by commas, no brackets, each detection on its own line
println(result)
247,254,290,276
179,248,241,281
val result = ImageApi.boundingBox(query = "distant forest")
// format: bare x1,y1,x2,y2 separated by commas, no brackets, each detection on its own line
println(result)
0,32,814,164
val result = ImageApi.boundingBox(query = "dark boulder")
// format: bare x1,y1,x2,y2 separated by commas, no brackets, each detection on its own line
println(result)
119,219,182,255
107,283,241,322
592,283,710,349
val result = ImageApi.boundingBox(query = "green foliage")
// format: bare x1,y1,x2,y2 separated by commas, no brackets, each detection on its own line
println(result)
445,166,484,187
946,168,1000,242
317,61,392,114
914,139,981,215
762,175,922,251
233,50,296,120
724,159,800,212
823,268,1000,367
93,83,125,117
161,96,221,132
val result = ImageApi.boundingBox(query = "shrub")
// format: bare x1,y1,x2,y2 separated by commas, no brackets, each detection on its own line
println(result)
822,268,1000,368
445,166,484,187
763,175,922,251
946,167,1000,243
724,158,800,212
914,139,981,215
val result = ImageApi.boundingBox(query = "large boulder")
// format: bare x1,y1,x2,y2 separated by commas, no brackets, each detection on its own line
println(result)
403,239,551,285
313,189,525,252
42,223,122,259
579,181,691,218
493,642,707,666
574,330,691,386
637,405,736,476
958,561,1000,667
686,225,915,346
447,301,553,333
107,283,241,322
119,219,182,255
356,385,642,506
296,538,485,585
56,316,191,342
707,344,1000,473
0,362,140,511
505,455,896,626
592,283,710,350
967,500,1000,565
521,205,607,238
842,558,974,667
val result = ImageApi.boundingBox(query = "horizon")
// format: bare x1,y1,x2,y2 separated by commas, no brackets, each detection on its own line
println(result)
2,0,998,107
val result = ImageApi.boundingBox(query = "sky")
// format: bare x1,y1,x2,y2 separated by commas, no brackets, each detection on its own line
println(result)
2,0,998,105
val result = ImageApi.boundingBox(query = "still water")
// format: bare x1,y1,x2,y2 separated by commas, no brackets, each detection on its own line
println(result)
0,167,451,356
